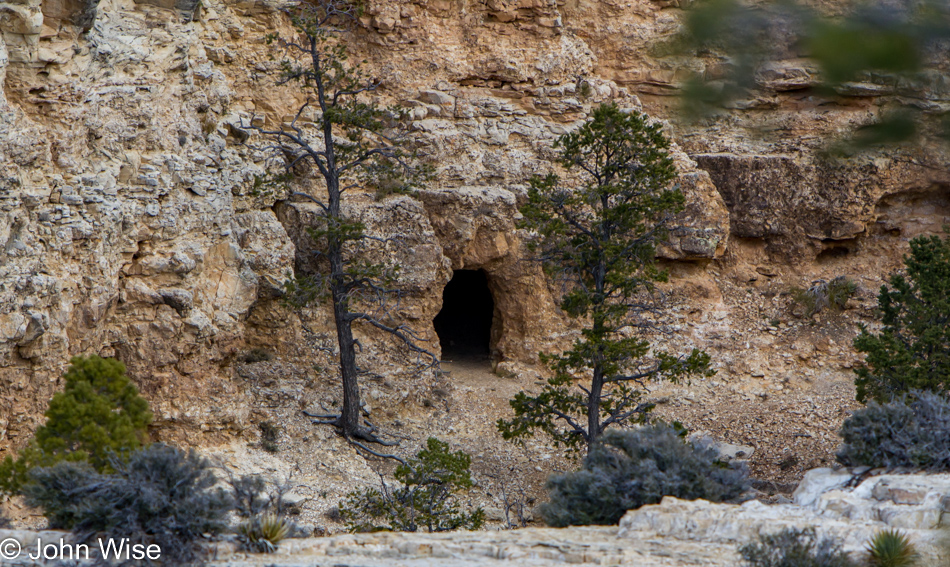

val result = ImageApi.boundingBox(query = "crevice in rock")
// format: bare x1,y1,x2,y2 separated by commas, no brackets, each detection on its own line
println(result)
434,269,495,363
815,242,854,264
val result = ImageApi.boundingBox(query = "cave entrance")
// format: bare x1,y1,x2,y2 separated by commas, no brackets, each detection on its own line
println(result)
434,269,494,362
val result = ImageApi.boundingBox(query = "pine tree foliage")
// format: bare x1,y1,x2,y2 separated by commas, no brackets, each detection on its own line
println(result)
0,355,152,494
251,0,435,445
497,104,713,452
854,232,950,403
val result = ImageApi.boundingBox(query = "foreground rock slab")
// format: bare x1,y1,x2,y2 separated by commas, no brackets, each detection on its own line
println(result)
208,527,737,566
211,470,950,566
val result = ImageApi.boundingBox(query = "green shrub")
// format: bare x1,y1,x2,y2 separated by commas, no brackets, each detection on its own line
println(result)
238,514,290,553
339,438,485,533
539,424,748,527
854,233,950,403
866,529,918,567
739,527,857,567
837,390,950,470
0,355,152,494
23,444,231,565
791,276,856,317
259,421,280,453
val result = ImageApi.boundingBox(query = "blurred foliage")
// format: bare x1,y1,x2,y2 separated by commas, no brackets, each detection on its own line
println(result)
739,527,857,567
674,0,950,150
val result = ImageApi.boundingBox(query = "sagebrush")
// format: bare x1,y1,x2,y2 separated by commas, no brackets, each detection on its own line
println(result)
24,444,231,565
540,424,748,527
739,527,856,567
227,473,290,519
339,438,484,533
837,390,950,470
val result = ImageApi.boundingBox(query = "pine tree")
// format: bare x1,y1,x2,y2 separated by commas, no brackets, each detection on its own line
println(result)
252,0,434,446
0,355,152,494
854,232,950,403
497,104,713,453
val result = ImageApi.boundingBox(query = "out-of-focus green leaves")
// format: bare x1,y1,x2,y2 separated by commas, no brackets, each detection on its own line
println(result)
675,0,950,148
807,19,920,87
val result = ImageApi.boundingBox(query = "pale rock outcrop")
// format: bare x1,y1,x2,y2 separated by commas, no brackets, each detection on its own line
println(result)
621,470,950,562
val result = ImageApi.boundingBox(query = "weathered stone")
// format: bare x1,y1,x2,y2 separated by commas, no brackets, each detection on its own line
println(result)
792,467,852,507
689,430,754,461
0,5,42,35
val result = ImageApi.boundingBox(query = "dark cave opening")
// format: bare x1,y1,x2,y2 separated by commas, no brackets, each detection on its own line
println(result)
433,269,494,361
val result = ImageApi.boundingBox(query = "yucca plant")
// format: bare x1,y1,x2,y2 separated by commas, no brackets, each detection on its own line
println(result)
238,514,290,553
866,529,918,567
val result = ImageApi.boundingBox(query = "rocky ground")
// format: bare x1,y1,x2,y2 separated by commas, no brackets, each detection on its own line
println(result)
4,470,949,567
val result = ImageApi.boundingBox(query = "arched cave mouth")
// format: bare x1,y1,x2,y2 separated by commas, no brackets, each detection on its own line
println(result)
434,269,494,361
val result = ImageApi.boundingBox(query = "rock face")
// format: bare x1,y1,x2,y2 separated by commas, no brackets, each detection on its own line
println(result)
693,153,950,260
0,0,947,492
0,0,734,449
621,470,950,563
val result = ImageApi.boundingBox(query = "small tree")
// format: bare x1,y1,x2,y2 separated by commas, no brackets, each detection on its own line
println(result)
497,104,712,453
252,0,435,446
0,355,152,494
339,437,485,533
854,232,950,403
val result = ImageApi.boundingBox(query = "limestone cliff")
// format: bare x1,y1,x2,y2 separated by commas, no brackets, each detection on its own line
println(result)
0,0,947,506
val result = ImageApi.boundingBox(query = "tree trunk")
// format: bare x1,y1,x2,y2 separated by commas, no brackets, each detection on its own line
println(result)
332,285,361,437
588,366,603,447
588,261,607,448
326,162,361,436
